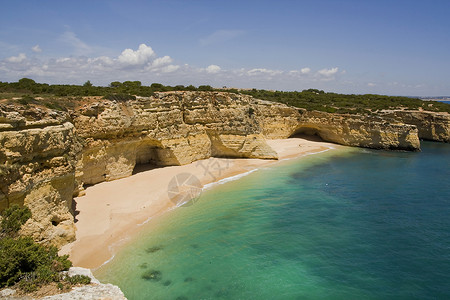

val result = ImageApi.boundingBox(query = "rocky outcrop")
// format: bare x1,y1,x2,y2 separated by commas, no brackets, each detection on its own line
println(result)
73,92,278,188
1,91,449,248
0,267,126,299
42,267,127,300
256,105,422,150
293,110,421,151
1,92,284,246
0,105,79,247
254,99,300,139
381,110,450,142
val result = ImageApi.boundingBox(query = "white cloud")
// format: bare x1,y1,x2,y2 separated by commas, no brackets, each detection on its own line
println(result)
0,42,350,92
88,56,114,66
161,65,180,73
205,64,221,74
152,55,173,68
6,53,27,63
247,68,283,76
200,30,245,46
301,67,311,74
31,45,42,53
118,44,155,66
317,67,339,77
368,82,376,87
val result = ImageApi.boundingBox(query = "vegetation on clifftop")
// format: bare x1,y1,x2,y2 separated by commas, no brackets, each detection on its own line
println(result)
0,205,90,293
239,88,450,114
1,78,449,114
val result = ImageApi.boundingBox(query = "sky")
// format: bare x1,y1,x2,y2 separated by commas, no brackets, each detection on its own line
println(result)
1,0,449,96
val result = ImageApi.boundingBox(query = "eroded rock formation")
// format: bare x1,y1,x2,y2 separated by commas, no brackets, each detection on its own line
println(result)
72,92,278,188
381,110,450,142
1,91,449,247
0,105,79,247
294,110,421,151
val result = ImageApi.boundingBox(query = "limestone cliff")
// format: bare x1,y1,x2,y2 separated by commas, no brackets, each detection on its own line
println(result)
256,105,422,150
0,104,79,247
1,91,449,248
73,92,278,187
380,110,450,142
294,110,421,151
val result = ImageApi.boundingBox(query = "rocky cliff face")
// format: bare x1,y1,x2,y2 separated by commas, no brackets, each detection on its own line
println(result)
381,110,450,142
0,105,79,247
294,110,421,151
1,91,449,247
72,92,278,188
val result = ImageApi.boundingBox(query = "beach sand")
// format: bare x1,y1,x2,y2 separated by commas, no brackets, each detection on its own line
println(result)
61,138,338,269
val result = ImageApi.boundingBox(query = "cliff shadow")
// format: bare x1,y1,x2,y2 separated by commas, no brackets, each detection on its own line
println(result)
289,129,325,142
132,144,175,175
71,198,80,223
132,163,162,175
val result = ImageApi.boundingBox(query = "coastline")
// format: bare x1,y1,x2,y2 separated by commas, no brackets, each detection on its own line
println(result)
61,138,341,269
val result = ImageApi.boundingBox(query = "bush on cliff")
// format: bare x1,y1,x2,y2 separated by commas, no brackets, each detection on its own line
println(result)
2,78,450,114
0,204,31,236
0,205,90,292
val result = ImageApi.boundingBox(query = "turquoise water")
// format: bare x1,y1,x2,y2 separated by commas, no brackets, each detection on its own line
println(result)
95,142,450,299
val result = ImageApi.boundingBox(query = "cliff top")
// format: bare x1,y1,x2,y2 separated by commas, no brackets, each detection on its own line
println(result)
1,78,450,115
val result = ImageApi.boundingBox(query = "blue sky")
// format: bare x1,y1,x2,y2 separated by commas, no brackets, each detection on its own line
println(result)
1,0,449,96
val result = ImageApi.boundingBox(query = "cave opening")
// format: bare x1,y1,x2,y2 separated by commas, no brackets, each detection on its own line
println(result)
289,127,325,142
132,144,163,175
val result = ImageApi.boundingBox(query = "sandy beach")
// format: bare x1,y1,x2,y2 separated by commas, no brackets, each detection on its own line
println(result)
61,137,338,269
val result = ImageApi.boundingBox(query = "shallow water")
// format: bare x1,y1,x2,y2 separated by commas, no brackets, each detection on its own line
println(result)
95,142,450,299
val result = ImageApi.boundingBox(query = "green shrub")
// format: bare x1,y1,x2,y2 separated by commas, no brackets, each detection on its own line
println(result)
1,204,31,236
17,95,37,106
104,93,136,101
65,274,91,285
248,107,255,117
17,278,38,293
0,205,73,289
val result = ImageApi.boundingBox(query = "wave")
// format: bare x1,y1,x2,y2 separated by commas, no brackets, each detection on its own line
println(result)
279,146,334,162
202,169,259,190
137,217,153,226
202,146,335,190
93,236,131,270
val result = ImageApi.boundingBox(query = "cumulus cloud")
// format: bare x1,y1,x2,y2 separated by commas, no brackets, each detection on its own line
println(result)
247,68,283,76
317,67,339,77
0,41,347,91
152,55,173,68
118,44,155,66
301,67,311,74
161,65,180,73
31,45,42,53
6,53,27,63
88,56,114,66
205,64,221,74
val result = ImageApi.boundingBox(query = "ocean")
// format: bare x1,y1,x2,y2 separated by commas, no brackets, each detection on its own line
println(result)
95,141,450,299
